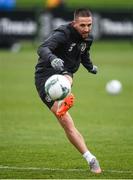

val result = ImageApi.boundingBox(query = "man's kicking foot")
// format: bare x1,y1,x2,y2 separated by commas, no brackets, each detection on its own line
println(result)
56,93,74,117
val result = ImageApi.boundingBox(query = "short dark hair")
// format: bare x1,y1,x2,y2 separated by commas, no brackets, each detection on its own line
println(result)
74,8,92,20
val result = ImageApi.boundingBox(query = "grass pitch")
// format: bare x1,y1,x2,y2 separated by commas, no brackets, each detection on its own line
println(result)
0,40,133,179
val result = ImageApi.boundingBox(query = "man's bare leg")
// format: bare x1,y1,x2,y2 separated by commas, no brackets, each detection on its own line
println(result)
51,102,102,173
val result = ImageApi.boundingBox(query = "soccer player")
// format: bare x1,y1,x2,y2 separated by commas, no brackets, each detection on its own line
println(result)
35,8,102,174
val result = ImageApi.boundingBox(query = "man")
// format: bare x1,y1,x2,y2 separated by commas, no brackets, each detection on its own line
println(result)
35,8,102,174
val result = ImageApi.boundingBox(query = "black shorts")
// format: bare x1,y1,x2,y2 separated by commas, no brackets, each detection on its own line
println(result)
35,72,73,109
35,77,54,109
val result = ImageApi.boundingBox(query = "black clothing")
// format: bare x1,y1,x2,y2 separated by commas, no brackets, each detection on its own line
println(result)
35,77,54,108
35,23,93,79
35,23,94,108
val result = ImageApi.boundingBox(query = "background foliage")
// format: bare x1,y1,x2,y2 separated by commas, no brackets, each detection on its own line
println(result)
16,0,133,9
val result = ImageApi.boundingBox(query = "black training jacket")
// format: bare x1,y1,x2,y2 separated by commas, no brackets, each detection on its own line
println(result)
35,23,94,79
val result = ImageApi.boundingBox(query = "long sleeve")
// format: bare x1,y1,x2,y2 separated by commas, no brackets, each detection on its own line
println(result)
37,31,67,63
81,49,93,71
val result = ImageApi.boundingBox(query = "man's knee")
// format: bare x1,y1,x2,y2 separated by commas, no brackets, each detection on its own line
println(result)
51,101,58,114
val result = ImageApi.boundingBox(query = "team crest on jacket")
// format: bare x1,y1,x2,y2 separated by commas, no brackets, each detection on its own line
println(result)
80,43,86,52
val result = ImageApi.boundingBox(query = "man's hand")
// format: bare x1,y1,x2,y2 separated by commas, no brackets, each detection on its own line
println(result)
51,58,64,72
89,65,98,74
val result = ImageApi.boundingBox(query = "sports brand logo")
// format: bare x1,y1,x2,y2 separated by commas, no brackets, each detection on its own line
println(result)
45,95,52,102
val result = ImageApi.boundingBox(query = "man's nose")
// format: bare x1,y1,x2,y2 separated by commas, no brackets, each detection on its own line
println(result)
84,26,89,32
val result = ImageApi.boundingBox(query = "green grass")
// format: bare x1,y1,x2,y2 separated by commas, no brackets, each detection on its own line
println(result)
0,40,133,179
16,0,133,9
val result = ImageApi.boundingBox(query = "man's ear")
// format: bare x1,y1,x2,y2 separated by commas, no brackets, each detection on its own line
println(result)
71,21,75,27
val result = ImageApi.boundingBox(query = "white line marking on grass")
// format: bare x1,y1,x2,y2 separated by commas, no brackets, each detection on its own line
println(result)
0,165,86,172
0,165,133,174
104,169,133,174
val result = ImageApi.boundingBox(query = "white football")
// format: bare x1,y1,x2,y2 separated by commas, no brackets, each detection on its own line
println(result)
45,74,71,100
106,80,122,95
